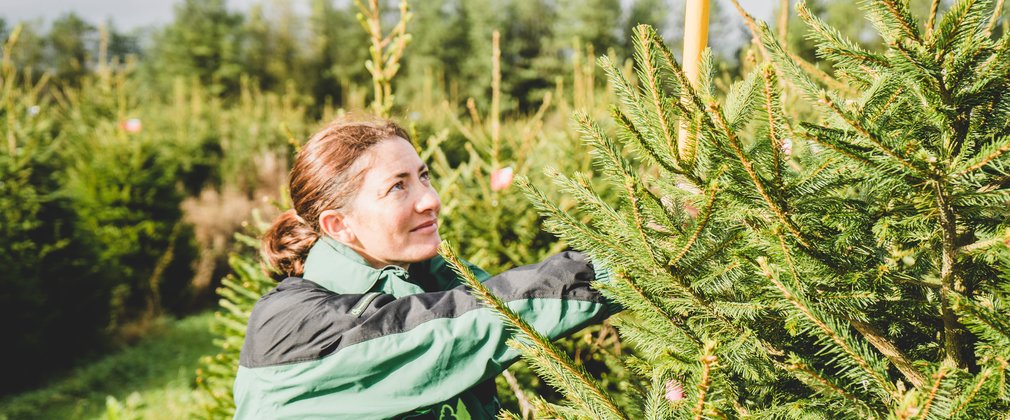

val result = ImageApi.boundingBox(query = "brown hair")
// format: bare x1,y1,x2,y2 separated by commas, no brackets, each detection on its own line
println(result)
261,117,411,277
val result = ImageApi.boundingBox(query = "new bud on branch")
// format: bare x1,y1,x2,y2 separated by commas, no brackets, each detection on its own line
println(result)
490,166,513,191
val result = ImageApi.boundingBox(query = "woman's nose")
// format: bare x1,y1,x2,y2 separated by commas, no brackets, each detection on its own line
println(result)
416,186,441,214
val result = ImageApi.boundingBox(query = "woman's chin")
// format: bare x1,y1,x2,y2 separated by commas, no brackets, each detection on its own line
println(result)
406,237,442,261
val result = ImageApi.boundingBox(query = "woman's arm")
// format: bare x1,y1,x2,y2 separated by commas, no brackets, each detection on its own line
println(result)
234,251,615,419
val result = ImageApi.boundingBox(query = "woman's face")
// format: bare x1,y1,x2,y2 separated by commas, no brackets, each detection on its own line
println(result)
333,137,441,268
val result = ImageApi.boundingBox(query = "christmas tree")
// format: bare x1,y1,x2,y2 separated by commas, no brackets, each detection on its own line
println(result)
443,1,1010,417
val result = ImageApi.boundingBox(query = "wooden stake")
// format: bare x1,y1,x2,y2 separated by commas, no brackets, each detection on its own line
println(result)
678,0,711,160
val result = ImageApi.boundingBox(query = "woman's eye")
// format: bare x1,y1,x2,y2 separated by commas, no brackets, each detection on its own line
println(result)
389,182,405,192
420,171,430,181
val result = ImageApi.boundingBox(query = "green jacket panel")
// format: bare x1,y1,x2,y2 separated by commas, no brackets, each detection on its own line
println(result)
233,237,614,419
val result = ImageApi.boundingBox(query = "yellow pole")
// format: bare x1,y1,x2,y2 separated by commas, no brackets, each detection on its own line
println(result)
678,0,711,161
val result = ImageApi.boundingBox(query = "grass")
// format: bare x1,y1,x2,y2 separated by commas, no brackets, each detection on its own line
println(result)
0,312,217,420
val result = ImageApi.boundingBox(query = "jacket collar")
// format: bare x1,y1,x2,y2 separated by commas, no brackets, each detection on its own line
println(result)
303,236,393,295
303,236,456,296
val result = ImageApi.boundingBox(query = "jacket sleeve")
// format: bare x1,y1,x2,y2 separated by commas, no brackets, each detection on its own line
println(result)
234,251,616,419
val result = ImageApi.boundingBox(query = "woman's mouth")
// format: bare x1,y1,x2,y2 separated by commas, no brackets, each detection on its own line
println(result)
410,220,437,233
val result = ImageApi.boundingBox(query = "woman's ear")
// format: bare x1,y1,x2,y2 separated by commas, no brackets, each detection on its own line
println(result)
319,209,356,245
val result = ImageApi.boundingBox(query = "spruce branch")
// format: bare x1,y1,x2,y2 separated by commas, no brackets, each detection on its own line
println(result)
731,0,853,95
932,0,993,60
598,55,679,146
848,319,928,389
529,399,584,420
647,29,714,158
709,102,813,250
818,94,926,177
927,0,941,39
692,342,718,420
787,359,878,414
724,66,762,132
950,361,1002,416
787,157,837,193
958,229,1010,255
866,86,905,125
795,1,889,67
669,180,719,268
799,125,878,167
950,292,1010,342
516,175,642,268
573,110,673,230
757,257,900,402
439,241,628,419
672,232,743,276
790,49,854,95
757,21,905,164
545,168,627,231
611,106,686,178
956,133,1010,175
867,0,923,44
916,366,950,419
753,18,926,177
985,0,1007,36
610,271,704,348
633,25,681,165
760,65,785,188
622,177,663,266
355,0,411,117
775,232,803,291
775,232,927,388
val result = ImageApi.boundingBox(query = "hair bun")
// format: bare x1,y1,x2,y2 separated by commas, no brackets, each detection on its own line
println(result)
260,209,320,277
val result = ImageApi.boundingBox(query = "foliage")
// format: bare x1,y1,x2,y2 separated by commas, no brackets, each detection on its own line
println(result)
0,27,112,394
145,0,245,96
57,67,198,324
189,20,624,419
0,25,232,393
193,228,276,419
0,312,216,419
449,1,1010,417
15,1,1009,418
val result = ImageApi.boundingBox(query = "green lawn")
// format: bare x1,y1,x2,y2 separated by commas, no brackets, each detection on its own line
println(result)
0,312,218,420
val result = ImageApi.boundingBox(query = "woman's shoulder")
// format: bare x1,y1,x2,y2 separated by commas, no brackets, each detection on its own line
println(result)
239,277,374,368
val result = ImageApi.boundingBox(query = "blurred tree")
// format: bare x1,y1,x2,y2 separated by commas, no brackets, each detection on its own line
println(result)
402,0,505,108
459,0,505,106
499,0,557,112
102,20,141,63
305,0,368,108
555,0,623,54
624,0,671,51
781,0,947,76
0,20,47,73
261,0,301,93
241,4,274,89
148,0,245,95
46,12,96,85
402,0,464,103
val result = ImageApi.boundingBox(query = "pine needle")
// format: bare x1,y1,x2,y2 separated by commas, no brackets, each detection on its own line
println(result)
439,241,628,420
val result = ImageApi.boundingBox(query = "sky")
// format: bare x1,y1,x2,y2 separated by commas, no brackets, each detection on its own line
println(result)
2,0,776,32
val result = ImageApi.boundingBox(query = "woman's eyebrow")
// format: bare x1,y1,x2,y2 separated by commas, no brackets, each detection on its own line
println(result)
385,165,428,182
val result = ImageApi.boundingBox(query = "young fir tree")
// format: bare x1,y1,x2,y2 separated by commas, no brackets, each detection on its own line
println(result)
194,229,276,419
442,0,1010,417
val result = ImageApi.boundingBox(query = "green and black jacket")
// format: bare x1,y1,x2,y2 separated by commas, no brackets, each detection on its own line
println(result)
233,236,615,419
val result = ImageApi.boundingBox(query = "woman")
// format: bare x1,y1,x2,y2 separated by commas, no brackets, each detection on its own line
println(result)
234,118,615,419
